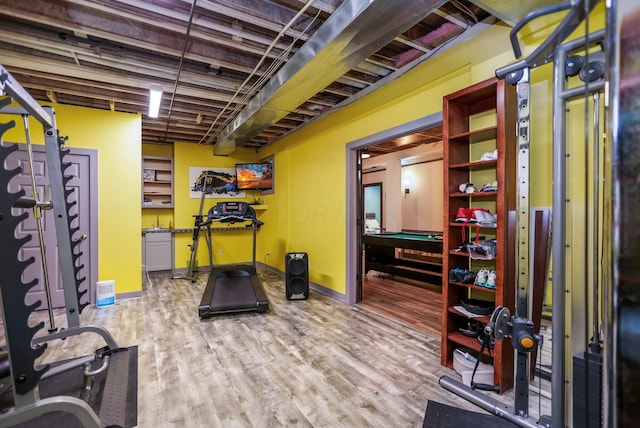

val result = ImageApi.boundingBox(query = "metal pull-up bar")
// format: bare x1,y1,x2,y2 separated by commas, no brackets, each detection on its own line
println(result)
0,64,52,128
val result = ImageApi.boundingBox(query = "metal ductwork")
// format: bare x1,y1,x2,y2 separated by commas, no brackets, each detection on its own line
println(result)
212,0,448,155
468,0,566,26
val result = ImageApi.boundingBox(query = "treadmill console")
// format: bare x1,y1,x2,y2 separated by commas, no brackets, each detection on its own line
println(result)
207,201,256,222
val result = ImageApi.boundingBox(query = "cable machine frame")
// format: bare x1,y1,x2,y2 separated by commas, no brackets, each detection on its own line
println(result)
440,1,605,427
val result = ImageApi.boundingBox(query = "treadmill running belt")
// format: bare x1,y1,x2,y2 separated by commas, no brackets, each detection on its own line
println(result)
209,270,257,311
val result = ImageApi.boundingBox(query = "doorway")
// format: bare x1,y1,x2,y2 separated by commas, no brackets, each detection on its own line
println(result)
347,113,443,334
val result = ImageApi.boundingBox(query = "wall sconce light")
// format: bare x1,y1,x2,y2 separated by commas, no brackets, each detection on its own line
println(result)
148,84,163,118
403,177,412,196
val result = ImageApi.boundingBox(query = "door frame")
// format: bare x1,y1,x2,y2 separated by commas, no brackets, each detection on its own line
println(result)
78,146,99,304
345,112,442,304
24,144,99,305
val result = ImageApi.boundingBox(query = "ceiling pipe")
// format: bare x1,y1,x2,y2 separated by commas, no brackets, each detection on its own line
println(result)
162,0,198,141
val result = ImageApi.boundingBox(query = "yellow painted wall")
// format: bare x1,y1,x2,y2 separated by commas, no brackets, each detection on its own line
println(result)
254,6,605,297
171,142,263,270
3,4,605,301
2,103,142,295
254,25,517,294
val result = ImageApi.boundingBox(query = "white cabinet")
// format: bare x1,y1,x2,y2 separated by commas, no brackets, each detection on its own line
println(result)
144,232,172,271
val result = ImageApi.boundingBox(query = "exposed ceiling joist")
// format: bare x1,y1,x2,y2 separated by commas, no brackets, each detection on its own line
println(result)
212,0,449,155
0,0,510,152
45,90,57,103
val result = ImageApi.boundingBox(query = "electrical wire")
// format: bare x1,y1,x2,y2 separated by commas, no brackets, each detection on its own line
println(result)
198,0,320,145
450,0,478,25
210,7,321,139
583,0,592,345
537,333,544,418
163,0,198,141
142,264,154,288
205,27,300,135
258,261,282,282
581,4,596,427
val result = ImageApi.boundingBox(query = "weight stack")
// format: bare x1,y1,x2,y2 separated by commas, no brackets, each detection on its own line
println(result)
573,350,602,428
285,252,309,300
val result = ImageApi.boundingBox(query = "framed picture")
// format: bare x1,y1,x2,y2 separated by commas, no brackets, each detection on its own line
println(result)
143,169,156,182
189,166,244,199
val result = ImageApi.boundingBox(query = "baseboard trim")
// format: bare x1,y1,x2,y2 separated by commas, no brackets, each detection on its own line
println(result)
116,290,143,300
256,262,348,304
309,282,349,303
150,263,349,304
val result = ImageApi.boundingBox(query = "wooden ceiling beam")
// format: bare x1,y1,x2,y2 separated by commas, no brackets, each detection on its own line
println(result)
45,90,57,103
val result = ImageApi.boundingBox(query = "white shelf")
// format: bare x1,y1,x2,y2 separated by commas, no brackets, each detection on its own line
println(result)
142,156,173,208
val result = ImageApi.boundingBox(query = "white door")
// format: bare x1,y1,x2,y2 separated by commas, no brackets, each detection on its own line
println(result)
7,144,93,309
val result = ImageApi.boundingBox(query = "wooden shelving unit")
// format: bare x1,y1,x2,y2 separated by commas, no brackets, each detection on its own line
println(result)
440,77,517,393
142,156,173,208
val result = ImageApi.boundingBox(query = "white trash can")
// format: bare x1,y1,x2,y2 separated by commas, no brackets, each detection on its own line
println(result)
96,280,116,308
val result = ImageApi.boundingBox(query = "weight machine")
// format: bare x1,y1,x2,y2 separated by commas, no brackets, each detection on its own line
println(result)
440,1,605,427
0,64,132,427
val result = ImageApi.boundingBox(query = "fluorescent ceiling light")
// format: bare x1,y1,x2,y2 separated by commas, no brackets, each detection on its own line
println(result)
148,84,163,118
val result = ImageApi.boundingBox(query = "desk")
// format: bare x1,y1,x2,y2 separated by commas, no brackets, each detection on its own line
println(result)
363,232,443,285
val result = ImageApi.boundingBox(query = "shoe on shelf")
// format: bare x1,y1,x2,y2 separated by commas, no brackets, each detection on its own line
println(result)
475,210,497,227
479,181,498,192
458,182,474,193
461,298,495,316
474,268,489,287
455,207,492,223
455,207,474,222
480,149,498,161
461,270,477,284
485,270,497,289
449,267,472,283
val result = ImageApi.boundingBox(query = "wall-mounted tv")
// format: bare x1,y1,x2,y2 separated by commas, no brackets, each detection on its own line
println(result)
235,162,273,190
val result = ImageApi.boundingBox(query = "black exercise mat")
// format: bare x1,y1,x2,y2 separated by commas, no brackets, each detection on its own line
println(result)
0,346,138,428
423,400,518,428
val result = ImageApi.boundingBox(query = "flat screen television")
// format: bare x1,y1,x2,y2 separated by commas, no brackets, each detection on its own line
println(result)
235,162,273,190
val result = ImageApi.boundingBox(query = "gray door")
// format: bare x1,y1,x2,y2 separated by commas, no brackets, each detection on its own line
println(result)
8,144,93,309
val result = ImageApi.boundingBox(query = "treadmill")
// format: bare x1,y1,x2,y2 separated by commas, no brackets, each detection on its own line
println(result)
198,201,269,317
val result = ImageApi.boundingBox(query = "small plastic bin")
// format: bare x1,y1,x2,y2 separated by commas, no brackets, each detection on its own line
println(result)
453,348,494,387
96,280,116,308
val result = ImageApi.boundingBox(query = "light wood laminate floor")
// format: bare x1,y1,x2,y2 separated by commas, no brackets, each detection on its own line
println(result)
359,272,442,337
3,268,550,427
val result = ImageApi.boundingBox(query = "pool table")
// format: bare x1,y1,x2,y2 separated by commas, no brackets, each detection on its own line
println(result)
362,231,443,285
